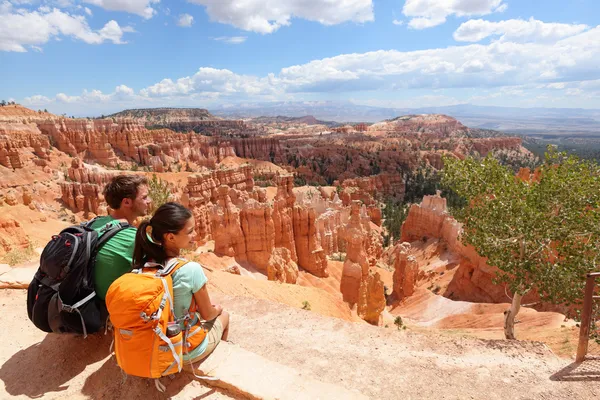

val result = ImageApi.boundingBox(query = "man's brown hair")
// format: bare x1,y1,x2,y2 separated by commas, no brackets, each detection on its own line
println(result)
103,174,148,210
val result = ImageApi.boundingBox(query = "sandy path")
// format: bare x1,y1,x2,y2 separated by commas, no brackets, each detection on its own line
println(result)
215,293,600,400
2,288,600,399
0,290,238,400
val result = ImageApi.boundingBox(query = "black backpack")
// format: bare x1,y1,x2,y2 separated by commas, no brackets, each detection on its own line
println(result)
26,218,130,337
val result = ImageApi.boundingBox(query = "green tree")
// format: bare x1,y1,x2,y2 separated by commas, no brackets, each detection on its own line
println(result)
442,148,600,339
148,174,171,213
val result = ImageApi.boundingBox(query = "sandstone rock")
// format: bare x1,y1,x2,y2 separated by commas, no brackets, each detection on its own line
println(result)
0,265,36,288
267,247,299,284
224,265,241,275
4,192,17,206
240,201,275,271
392,242,418,300
358,270,386,325
340,201,385,324
293,206,328,278
272,175,297,261
211,185,246,258
0,217,30,256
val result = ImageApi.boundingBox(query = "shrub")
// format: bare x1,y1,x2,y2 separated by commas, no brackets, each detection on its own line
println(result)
302,301,311,311
148,174,171,212
394,316,403,330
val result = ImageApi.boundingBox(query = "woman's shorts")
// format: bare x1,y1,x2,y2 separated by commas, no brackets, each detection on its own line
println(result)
188,317,224,364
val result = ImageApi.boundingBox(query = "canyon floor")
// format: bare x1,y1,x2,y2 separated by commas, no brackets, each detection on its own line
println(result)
1,289,599,400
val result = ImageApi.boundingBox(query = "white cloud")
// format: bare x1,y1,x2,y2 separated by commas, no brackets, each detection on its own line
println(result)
115,84,134,96
403,0,505,29
139,67,279,98
454,17,589,43
0,3,132,52
188,0,373,34
83,0,158,19
84,7,92,16
392,19,403,26
23,94,52,105
213,36,247,44
177,13,193,27
18,25,600,109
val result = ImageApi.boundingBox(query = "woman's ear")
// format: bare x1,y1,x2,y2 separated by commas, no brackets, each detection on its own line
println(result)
165,232,176,244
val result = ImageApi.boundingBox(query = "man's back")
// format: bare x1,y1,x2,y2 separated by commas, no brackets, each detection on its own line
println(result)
90,216,137,300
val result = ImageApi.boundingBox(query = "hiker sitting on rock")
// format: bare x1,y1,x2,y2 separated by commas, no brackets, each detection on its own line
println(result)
132,202,230,366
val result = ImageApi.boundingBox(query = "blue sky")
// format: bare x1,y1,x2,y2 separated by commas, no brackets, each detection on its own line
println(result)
1,0,600,116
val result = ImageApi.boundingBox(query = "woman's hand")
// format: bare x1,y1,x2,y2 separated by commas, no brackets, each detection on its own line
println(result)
194,286,224,321
213,304,223,317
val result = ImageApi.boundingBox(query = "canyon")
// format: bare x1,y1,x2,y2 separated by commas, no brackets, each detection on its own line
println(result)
0,104,587,399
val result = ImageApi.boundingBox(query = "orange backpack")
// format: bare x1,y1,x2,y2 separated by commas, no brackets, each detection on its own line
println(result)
105,258,208,381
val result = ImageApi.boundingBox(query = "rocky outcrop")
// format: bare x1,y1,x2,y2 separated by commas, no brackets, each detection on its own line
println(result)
272,175,297,261
230,138,282,163
211,185,247,258
338,173,405,206
240,200,275,271
38,118,236,170
400,194,449,243
359,270,386,325
0,217,30,256
267,248,299,284
340,201,385,325
186,165,254,207
392,242,418,300
400,193,529,304
0,123,50,169
293,206,328,277
60,158,116,215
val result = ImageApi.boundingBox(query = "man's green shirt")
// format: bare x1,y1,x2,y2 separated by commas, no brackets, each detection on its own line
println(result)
90,216,137,300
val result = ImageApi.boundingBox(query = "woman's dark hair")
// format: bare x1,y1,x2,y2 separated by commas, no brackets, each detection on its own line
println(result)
133,202,193,267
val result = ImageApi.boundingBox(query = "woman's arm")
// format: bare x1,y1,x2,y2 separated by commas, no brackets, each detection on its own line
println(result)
193,286,222,321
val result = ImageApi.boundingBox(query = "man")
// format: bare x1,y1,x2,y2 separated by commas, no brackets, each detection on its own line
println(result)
91,174,151,300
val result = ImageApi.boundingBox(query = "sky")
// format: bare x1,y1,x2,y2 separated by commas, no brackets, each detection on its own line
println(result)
1,0,600,116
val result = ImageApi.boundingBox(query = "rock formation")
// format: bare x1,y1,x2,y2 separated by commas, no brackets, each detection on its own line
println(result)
0,122,50,169
293,206,328,277
392,242,418,300
267,248,299,284
60,158,117,215
0,217,30,256
400,193,531,304
340,201,385,325
338,173,405,205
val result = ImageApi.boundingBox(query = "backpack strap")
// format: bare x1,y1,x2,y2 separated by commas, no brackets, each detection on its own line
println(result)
94,221,131,254
158,258,189,277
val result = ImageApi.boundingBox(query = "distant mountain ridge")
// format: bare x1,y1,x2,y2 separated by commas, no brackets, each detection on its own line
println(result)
107,107,218,123
250,115,338,126
210,101,600,136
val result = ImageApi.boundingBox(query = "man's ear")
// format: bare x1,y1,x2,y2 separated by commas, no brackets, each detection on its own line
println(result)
122,198,133,208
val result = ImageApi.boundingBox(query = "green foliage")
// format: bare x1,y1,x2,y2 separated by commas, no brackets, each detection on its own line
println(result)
148,174,171,213
1,242,36,266
491,149,541,173
382,201,410,246
131,163,139,171
442,146,600,308
394,316,403,330
302,301,311,311
294,175,307,187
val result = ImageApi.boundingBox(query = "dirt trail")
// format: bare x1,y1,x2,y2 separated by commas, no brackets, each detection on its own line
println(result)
2,288,598,399
215,293,600,400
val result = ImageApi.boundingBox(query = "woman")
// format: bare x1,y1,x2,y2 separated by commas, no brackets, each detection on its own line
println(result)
132,202,230,366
